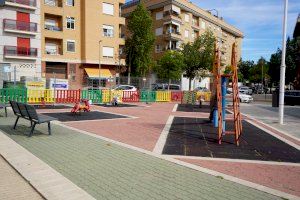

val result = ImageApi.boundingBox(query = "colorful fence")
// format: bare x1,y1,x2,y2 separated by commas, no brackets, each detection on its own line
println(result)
55,90,81,103
0,88,27,103
81,90,102,104
156,91,171,102
140,91,156,102
0,88,211,104
122,91,140,102
102,90,123,103
27,89,55,104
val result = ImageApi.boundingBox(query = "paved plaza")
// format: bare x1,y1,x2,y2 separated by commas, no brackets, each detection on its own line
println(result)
0,102,299,200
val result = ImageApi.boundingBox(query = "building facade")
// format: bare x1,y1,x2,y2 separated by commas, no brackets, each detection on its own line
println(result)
0,0,42,88
41,0,125,89
123,0,244,90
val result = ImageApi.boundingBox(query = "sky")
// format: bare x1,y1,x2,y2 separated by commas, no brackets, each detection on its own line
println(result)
194,0,300,62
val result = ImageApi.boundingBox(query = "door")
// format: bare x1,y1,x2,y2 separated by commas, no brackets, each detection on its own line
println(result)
17,37,30,56
17,12,30,31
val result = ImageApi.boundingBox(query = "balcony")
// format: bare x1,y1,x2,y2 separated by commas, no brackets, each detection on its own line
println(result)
4,0,37,10
163,10,182,22
45,24,62,31
44,0,62,7
3,19,38,35
164,29,182,41
4,46,38,60
45,46,62,56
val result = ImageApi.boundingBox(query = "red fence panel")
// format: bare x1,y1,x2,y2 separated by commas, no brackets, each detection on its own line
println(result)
55,89,81,103
122,91,140,102
171,91,183,101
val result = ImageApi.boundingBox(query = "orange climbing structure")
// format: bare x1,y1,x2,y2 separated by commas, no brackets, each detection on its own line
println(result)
213,43,242,146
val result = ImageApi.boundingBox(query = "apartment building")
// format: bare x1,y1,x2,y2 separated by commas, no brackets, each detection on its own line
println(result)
41,0,125,89
122,0,244,89
0,0,41,88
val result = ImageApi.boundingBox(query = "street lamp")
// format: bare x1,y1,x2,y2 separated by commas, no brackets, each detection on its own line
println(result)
279,0,288,124
99,40,102,88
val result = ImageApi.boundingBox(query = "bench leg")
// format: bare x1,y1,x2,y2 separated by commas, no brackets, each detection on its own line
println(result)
29,123,36,137
48,122,51,135
5,107,7,117
13,116,20,130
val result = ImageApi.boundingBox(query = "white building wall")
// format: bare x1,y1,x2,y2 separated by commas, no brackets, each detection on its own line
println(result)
181,76,210,91
0,1,41,87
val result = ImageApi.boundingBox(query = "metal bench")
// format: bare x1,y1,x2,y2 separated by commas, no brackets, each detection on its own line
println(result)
10,101,57,137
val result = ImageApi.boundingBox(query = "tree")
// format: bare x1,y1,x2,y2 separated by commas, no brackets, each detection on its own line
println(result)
249,57,269,84
181,30,215,90
238,59,255,82
125,3,155,82
268,37,299,86
154,50,184,90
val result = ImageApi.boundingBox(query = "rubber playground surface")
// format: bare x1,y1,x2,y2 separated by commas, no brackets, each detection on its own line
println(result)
163,117,300,162
0,102,299,198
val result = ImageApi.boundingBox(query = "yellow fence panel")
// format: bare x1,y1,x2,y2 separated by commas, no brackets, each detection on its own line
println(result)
196,91,211,102
102,90,123,103
27,89,55,104
156,91,171,102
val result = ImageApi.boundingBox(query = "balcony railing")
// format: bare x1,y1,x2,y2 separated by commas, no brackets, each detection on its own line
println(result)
3,19,37,33
165,29,181,35
45,47,62,55
4,46,38,57
44,0,62,7
6,0,36,7
45,24,62,31
163,10,181,19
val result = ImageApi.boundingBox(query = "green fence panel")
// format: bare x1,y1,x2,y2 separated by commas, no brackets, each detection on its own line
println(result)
0,88,27,104
182,91,197,105
140,90,156,102
81,90,102,103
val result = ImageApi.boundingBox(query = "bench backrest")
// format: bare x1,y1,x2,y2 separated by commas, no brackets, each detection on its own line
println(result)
17,103,30,119
25,104,39,121
10,101,21,116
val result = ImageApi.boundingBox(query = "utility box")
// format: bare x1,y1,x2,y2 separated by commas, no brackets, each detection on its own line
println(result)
272,90,279,107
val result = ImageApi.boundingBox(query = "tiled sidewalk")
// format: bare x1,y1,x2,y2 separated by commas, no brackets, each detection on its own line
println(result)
0,116,280,200
0,156,43,200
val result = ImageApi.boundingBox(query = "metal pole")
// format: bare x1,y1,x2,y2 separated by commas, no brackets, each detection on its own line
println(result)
99,40,102,88
279,0,288,125
14,65,16,86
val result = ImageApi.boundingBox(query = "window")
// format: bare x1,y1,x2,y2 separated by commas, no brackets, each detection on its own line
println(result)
184,30,189,38
201,21,206,29
185,14,189,22
103,25,114,37
66,17,75,29
103,3,114,15
102,46,114,58
66,0,74,6
155,27,163,36
67,40,75,52
191,31,195,39
156,12,163,20
155,45,162,53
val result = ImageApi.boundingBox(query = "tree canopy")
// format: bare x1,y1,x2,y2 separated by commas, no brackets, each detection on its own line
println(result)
181,30,215,90
155,50,184,82
125,3,155,77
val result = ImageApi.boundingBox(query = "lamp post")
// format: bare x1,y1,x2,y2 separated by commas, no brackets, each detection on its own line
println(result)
98,40,102,88
279,0,288,125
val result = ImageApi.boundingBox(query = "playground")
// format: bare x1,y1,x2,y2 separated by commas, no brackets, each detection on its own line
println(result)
0,44,299,199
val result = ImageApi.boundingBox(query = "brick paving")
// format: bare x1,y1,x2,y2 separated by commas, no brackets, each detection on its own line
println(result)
0,116,280,200
0,156,43,200
179,159,300,197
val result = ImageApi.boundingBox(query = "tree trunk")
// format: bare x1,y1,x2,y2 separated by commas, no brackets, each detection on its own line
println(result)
188,78,192,91
127,63,131,85
168,78,171,91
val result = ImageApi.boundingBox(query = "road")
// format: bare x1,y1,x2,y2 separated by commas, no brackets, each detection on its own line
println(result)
240,102,300,139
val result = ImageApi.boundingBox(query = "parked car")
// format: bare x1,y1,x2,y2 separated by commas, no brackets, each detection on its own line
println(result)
285,90,300,106
113,85,137,91
239,86,253,95
194,87,210,92
152,83,181,91
239,93,253,103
